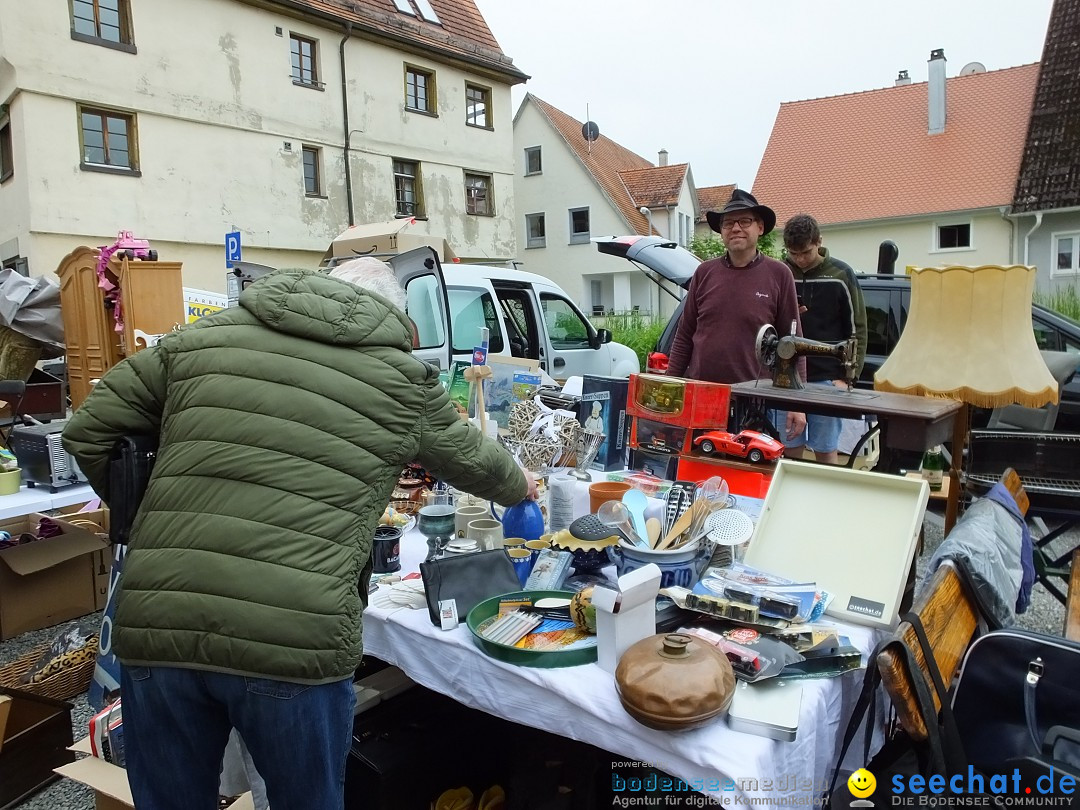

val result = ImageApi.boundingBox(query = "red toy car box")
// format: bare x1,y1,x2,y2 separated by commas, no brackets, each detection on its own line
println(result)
626,374,730,430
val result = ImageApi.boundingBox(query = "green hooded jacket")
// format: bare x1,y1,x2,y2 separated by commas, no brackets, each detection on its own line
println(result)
62,270,527,684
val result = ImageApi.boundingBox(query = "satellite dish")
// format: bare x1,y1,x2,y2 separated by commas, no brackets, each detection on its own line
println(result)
959,62,986,76
582,121,600,142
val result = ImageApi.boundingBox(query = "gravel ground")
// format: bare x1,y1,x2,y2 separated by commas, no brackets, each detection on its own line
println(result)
2,504,1073,810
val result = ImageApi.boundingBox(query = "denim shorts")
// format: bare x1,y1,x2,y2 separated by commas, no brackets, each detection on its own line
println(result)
768,381,845,453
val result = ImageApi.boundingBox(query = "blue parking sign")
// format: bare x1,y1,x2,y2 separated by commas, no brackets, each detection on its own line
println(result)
225,231,242,266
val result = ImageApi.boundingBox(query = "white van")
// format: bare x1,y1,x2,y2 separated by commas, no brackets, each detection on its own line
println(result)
228,246,639,380
389,248,639,379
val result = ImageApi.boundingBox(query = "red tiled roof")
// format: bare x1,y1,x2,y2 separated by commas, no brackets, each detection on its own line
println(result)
696,184,737,223
271,0,527,82
527,95,655,234
752,63,1040,227
619,164,689,209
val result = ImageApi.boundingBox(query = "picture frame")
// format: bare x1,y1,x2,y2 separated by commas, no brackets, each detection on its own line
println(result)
484,355,541,429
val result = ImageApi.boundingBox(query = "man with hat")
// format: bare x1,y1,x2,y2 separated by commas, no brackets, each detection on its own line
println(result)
667,189,806,437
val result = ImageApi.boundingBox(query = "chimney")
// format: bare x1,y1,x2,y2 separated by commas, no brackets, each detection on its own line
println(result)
658,149,668,167
895,69,911,86
928,48,946,135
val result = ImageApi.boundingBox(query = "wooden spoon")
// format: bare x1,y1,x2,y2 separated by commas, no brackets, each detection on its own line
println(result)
645,517,662,547
656,500,702,550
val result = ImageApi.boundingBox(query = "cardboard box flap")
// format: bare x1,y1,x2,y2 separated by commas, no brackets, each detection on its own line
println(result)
0,532,109,577
55,755,134,806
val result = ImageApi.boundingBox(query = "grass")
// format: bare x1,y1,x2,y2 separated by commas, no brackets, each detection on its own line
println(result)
1034,284,1080,323
594,311,668,371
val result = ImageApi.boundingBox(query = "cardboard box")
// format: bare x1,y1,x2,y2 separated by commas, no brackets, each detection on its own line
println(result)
0,513,110,640
55,738,256,810
579,375,630,471
1,687,75,809
52,508,112,611
592,564,661,674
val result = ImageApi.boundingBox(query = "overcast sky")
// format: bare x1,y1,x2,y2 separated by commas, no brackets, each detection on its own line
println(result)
472,0,1054,190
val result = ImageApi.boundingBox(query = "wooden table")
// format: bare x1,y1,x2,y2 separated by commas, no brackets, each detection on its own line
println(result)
731,381,966,529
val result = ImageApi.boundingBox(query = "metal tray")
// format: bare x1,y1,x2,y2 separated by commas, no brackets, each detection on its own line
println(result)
466,590,597,668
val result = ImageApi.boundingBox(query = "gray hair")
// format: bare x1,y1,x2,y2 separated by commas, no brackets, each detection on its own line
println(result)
328,257,407,312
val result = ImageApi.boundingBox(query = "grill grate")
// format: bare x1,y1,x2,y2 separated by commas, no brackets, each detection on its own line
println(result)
968,472,1080,496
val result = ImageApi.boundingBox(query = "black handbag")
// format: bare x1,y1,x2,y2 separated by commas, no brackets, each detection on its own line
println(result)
107,435,158,545
420,549,522,626
952,628,1080,783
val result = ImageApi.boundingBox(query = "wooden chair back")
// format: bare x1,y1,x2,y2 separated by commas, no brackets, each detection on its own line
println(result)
877,467,1028,741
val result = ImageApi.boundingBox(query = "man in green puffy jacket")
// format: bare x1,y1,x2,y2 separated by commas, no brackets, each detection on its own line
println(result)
62,258,534,810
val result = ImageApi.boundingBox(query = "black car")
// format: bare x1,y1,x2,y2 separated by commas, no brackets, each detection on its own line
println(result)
595,236,1080,430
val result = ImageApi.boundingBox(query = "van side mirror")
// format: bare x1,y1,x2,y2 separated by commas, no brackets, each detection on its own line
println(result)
590,328,612,350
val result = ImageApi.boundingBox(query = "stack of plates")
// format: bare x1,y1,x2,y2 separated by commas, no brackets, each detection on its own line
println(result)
445,539,480,555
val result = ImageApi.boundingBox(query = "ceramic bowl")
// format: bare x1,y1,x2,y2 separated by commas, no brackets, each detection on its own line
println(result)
608,539,709,589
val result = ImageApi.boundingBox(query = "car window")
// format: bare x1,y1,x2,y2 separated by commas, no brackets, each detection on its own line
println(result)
862,287,896,357
1032,317,1060,351
448,286,504,353
540,294,590,349
405,275,447,349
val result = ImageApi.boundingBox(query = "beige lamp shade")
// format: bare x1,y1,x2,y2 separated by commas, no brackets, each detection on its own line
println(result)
874,265,1058,409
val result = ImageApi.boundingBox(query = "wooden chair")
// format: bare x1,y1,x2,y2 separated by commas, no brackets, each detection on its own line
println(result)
1066,549,1080,642
877,467,1028,740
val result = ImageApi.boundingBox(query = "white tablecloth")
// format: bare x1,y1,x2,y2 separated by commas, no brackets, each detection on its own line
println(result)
362,517,881,807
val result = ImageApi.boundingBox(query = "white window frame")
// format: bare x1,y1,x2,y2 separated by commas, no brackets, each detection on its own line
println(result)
524,146,542,176
931,218,974,253
568,206,590,245
1051,230,1080,277
404,65,436,115
525,213,546,249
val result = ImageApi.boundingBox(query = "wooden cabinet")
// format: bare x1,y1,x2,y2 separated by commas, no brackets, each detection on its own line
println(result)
56,247,123,410
56,248,183,410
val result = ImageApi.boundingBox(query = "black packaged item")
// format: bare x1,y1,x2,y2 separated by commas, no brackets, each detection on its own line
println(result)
419,548,521,626
107,435,158,545
758,593,799,621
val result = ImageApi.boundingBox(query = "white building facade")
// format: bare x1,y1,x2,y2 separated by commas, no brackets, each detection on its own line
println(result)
0,0,526,291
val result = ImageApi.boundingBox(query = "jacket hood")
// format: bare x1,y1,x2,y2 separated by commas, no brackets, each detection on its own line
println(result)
240,269,412,349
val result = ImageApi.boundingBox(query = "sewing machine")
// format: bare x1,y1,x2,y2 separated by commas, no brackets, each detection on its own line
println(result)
754,324,858,390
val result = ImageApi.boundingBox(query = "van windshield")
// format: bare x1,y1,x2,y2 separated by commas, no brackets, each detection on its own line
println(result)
447,286,504,353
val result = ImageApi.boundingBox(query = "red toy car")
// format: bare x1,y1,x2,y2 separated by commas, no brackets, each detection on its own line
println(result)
693,430,784,463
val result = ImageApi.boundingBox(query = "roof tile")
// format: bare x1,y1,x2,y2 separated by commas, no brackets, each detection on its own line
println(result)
696,184,737,222
1013,0,1080,212
619,164,689,208
275,0,526,81
752,63,1040,226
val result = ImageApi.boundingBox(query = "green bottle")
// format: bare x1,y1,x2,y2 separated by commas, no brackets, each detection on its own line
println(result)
921,445,944,492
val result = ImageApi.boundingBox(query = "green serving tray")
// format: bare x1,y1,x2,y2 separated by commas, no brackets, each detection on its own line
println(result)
466,590,598,668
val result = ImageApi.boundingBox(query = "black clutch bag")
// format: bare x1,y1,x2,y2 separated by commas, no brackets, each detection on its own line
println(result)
108,435,158,545
420,549,521,626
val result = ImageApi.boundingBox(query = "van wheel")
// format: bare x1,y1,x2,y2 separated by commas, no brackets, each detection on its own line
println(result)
700,440,714,454
749,449,764,463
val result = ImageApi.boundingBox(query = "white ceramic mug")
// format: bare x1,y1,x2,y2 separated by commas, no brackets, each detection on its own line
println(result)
468,518,504,552
455,505,489,539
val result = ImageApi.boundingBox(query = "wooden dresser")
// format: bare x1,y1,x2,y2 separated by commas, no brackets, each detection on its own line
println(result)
56,248,183,409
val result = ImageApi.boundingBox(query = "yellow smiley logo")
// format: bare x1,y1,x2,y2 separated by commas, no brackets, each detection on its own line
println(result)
848,768,876,798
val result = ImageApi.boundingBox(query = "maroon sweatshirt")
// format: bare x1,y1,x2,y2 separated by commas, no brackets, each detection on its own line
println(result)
667,252,804,383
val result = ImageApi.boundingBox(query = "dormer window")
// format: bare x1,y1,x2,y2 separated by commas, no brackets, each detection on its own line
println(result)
391,0,441,24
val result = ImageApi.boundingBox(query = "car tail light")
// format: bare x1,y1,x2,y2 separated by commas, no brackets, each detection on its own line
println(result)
647,352,669,373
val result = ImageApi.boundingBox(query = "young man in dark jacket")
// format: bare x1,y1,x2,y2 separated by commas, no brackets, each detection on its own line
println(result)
777,214,868,463
63,258,534,810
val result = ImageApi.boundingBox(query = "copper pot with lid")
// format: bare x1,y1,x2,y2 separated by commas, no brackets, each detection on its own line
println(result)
615,633,735,731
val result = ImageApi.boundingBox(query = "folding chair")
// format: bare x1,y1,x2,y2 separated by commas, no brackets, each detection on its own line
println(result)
0,379,26,449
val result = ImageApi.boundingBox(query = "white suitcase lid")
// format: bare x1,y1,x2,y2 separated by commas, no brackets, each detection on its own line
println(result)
742,460,929,629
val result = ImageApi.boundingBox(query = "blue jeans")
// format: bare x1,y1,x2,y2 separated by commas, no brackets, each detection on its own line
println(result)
769,381,845,453
120,666,355,810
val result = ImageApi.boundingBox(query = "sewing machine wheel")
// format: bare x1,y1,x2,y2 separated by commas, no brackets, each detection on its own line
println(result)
755,324,778,369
